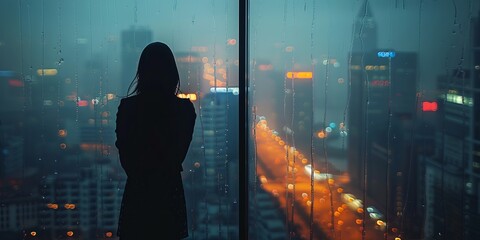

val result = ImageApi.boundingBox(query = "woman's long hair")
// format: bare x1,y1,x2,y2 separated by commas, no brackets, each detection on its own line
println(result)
126,42,181,97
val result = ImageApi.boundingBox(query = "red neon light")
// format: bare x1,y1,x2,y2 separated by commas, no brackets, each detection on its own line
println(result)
8,79,24,87
77,100,88,107
370,80,390,87
422,101,438,112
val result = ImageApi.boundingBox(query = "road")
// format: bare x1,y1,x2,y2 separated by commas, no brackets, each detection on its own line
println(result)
254,119,396,240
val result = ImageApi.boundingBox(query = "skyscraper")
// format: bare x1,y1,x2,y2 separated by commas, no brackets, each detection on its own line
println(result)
347,2,419,236
120,26,152,95
423,11,480,238
351,1,377,53
175,51,204,94
189,88,239,239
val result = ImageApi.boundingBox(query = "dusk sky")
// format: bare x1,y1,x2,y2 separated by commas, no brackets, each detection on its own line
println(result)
0,0,478,104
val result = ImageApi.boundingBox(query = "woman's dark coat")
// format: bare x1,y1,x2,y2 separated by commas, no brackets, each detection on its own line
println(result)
115,94,196,239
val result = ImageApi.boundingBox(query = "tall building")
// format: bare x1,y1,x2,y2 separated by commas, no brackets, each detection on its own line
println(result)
352,1,377,53
0,71,23,113
248,188,287,240
284,71,313,154
189,88,239,239
120,26,152,95
41,167,123,240
0,71,25,178
423,11,480,238
0,166,124,240
175,51,204,94
347,2,419,237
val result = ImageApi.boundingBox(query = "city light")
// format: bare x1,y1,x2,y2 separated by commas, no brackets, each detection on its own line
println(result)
106,93,115,100
365,65,387,71
209,80,226,87
317,130,326,139
203,73,215,81
64,203,76,209
177,93,197,101
209,87,239,95
370,80,390,87
367,206,384,220
259,175,268,184
341,193,364,211
0,70,14,77
227,38,237,45
58,129,67,137
377,51,396,58
286,71,313,79
422,101,438,112
258,64,273,71
444,93,473,106
36,68,58,76
47,203,59,209
77,100,88,107
8,79,23,87
304,164,333,181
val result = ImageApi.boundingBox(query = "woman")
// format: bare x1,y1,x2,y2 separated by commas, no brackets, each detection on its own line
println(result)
115,42,196,239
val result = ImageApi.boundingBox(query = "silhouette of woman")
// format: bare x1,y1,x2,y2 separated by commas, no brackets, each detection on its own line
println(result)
115,42,196,239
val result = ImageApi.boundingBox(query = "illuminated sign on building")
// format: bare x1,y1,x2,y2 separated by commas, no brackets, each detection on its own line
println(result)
0,70,14,77
77,100,88,107
177,93,197,101
8,79,23,87
370,80,390,87
377,51,396,58
444,93,473,106
37,68,58,76
422,101,438,112
286,71,313,79
365,65,387,71
210,87,239,95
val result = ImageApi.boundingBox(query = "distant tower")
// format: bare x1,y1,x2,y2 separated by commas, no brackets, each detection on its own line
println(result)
120,27,152,95
347,2,419,237
348,0,381,191
352,1,377,53
175,51,203,94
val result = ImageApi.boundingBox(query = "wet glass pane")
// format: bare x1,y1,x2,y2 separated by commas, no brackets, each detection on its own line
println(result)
0,0,238,239
248,0,480,239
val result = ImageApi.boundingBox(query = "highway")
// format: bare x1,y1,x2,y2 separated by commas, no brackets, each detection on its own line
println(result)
254,119,397,240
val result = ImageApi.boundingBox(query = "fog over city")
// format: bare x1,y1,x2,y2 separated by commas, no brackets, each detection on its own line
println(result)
0,0,476,110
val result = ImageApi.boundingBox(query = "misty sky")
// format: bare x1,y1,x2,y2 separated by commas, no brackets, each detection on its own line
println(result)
0,0,479,107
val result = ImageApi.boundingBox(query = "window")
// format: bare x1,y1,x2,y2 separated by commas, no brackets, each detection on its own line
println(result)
1,0,479,239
